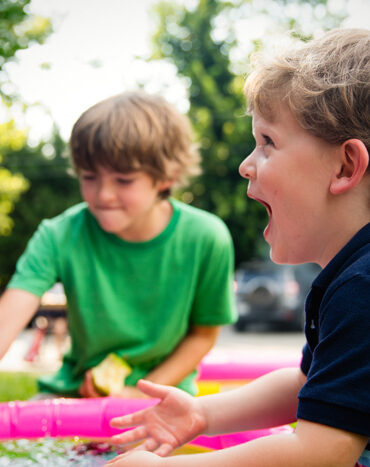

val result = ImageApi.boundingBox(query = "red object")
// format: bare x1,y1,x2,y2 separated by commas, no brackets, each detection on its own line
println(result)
24,326,48,362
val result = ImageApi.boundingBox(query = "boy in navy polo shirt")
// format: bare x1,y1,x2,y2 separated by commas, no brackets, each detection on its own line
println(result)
104,28,370,467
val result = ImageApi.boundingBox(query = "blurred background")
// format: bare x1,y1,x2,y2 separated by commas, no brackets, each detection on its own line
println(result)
0,0,369,384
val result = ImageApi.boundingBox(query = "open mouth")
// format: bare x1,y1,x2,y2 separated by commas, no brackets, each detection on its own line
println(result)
247,193,272,241
247,193,272,217
259,199,272,217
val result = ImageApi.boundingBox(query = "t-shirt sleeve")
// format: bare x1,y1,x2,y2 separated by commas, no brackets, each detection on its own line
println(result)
7,220,59,297
297,274,370,437
189,220,237,326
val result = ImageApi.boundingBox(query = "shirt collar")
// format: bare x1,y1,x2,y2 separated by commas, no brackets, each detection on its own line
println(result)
312,223,370,290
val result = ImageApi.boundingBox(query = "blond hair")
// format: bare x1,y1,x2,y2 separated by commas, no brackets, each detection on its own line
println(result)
70,91,201,196
245,29,370,159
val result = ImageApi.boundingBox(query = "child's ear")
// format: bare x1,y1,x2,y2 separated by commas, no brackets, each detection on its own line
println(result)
157,179,175,192
330,139,369,195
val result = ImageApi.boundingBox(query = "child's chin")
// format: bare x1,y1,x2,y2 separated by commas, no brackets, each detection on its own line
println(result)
98,222,122,234
269,248,288,265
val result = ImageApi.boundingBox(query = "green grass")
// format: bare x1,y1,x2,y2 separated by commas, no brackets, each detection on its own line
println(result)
0,372,39,402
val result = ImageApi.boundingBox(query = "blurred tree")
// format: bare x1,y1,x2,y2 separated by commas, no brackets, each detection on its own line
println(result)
0,129,80,289
0,117,29,235
0,1,80,289
150,0,346,264
0,0,52,75
151,0,265,265
0,0,52,236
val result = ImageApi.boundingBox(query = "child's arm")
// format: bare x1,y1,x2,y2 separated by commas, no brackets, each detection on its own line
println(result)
0,288,41,358
143,325,220,387
105,421,367,467
107,374,367,467
110,368,303,451
79,325,220,398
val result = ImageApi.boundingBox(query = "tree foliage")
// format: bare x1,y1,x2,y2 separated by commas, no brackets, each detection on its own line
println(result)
0,1,80,288
0,117,29,235
0,130,80,288
0,0,52,238
0,0,52,75
150,0,345,264
151,0,267,264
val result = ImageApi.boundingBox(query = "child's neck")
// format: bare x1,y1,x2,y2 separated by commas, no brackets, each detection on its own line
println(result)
117,199,173,243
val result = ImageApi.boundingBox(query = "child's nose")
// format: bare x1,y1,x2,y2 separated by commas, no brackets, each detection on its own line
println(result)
97,182,116,203
239,151,256,180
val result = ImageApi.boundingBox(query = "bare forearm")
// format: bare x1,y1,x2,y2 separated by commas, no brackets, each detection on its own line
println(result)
0,289,40,358
160,424,367,467
161,435,302,467
145,326,220,387
200,367,305,435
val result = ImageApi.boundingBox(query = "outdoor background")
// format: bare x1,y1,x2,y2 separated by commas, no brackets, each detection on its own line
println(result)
1,0,369,291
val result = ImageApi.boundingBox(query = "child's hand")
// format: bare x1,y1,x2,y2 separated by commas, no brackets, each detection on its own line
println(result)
109,379,207,456
104,450,162,466
79,369,102,398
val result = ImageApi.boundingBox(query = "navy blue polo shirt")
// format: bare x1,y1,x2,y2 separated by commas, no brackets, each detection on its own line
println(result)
298,223,370,441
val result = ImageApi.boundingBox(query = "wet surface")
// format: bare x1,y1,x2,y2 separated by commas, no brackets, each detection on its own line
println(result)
0,438,118,466
0,438,210,466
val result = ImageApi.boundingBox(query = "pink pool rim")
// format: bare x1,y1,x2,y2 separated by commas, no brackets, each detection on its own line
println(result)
0,349,300,448
0,397,293,449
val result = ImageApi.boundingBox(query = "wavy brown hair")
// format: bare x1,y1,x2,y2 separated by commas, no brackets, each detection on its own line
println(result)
245,29,370,163
70,91,201,197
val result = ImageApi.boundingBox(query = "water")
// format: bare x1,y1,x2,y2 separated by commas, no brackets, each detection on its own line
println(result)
0,438,119,466
0,438,210,466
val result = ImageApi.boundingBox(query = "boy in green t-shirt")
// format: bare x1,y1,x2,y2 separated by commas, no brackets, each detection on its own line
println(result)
0,91,236,398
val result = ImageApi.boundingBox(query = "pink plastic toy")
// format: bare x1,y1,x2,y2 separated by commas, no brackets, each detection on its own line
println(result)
0,397,293,449
198,348,301,380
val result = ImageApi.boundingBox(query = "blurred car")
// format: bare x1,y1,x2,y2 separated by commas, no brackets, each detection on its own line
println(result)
234,260,321,332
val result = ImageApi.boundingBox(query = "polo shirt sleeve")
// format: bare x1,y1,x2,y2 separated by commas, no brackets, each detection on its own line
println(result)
300,342,312,376
189,219,237,326
7,220,59,297
297,274,370,437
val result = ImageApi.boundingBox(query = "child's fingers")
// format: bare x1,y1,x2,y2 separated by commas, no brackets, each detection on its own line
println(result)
111,425,147,445
134,437,159,452
153,442,174,457
87,376,102,397
136,379,173,399
110,408,147,428
80,370,101,398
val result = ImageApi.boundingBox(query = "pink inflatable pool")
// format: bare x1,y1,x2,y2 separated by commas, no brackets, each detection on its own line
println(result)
0,397,293,449
198,348,301,380
0,350,299,448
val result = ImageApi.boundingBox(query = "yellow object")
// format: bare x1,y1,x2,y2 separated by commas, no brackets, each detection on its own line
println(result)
196,379,251,396
91,353,132,395
172,444,212,455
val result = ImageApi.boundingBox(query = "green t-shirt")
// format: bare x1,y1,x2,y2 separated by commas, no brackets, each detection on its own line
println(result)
8,199,236,395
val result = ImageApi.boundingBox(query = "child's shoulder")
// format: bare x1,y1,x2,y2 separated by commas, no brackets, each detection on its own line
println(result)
170,199,233,252
341,245,370,282
324,225,370,303
340,226,370,279
172,198,231,235
40,202,90,232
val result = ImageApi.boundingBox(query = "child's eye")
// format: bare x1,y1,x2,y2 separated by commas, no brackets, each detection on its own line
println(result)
116,177,134,185
262,134,274,146
81,174,96,181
